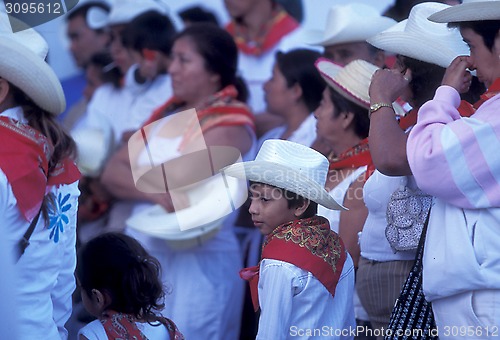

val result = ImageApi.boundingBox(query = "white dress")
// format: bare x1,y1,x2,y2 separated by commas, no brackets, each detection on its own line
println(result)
78,319,169,339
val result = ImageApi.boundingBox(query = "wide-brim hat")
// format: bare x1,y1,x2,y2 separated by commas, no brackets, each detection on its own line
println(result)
429,0,500,22
367,2,470,68
0,15,65,114
102,0,169,27
126,173,247,249
222,139,345,211
304,3,396,46
315,58,406,116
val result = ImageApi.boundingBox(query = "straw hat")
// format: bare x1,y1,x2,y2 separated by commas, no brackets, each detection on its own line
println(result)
429,0,500,22
223,139,345,211
127,167,248,249
367,2,470,68
0,14,65,114
314,58,406,116
105,0,169,27
304,3,396,46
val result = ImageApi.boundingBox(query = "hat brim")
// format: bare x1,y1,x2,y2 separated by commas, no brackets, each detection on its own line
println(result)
127,174,247,248
223,161,346,211
0,39,65,114
429,2,500,23
367,31,469,68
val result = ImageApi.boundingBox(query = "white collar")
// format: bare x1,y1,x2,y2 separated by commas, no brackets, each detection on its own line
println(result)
0,106,26,123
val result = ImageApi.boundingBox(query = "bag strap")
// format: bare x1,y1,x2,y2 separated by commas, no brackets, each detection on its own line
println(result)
414,207,432,267
16,208,42,262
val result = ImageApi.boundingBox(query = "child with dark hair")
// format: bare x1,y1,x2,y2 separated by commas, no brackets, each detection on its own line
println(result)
223,139,356,339
76,232,184,339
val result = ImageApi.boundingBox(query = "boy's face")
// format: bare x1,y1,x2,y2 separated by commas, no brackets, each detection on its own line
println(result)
248,183,299,235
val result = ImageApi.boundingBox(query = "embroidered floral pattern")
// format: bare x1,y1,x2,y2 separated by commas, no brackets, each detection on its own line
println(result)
264,216,344,272
48,193,71,243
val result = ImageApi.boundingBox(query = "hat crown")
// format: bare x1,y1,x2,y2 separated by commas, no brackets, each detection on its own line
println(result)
0,14,48,59
255,140,329,190
306,3,396,46
403,2,453,37
107,0,169,26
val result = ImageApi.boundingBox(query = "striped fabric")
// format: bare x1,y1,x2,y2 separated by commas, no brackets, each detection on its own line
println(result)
407,82,500,209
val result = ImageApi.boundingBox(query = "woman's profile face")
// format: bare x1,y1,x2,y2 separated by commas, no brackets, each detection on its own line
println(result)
263,63,295,116
461,27,500,88
168,36,219,104
313,88,341,144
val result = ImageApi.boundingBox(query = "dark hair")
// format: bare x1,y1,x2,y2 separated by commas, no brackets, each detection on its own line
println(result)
174,23,248,102
66,1,110,34
249,181,318,219
449,20,500,51
121,11,177,56
275,49,324,112
398,55,446,109
328,88,370,139
178,6,219,26
88,51,122,88
9,84,77,222
275,0,303,23
76,232,165,320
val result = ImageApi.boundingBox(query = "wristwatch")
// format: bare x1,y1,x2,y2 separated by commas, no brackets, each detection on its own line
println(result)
369,102,393,118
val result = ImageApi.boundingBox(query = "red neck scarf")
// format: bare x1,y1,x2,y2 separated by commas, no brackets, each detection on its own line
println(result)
473,77,500,110
328,138,374,180
226,7,299,56
101,310,185,340
240,216,347,311
143,85,255,151
0,117,80,221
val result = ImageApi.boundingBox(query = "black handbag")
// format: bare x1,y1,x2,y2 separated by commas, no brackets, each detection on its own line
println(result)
385,212,438,339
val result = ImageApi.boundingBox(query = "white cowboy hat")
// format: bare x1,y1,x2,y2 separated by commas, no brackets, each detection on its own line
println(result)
222,139,345,211
103,0,169,27
315,58,406,116
304,3,396,46
429,0,500,22
126,172,247,249
0,14,65,114
72,122,114,177
367,2,470,68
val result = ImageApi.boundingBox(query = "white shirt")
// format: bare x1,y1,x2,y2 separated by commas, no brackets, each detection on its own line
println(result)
78,319,170,340
0,107,80,340
74,65,172,146
257,255,356,340
258,113,317,149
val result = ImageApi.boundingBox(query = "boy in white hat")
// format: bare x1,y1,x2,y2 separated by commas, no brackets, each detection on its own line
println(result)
223,139,356,339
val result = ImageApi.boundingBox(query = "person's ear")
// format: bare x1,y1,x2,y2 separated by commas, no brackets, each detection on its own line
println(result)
342,111,355,129
0,78,11,106
290,82,303,102
294,199,310,217
91,288,109,310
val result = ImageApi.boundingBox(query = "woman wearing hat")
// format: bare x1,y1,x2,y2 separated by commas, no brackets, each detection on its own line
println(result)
405,0,500,332
359,2,475,335
223,139,355,339
0,17,81,339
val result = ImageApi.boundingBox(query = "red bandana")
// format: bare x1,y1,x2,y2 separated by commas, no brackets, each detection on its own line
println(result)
143,85,255,151
226,8,299,56
0,117,80,221
240,216,347,311
101,310,185,340
328,138,374,180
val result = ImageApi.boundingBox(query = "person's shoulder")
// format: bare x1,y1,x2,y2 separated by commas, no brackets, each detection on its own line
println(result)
78,319,106,340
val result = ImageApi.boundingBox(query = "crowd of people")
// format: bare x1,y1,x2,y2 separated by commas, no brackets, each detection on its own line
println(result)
1,0,499,339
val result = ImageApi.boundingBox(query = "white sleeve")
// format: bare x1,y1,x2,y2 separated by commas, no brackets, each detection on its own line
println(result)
256,259,305,340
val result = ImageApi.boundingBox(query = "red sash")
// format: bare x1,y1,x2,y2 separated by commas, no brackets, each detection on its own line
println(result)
328,138,374,180
101,310,185,340
0,117,80,221
226,8,299,56
240,216,347,311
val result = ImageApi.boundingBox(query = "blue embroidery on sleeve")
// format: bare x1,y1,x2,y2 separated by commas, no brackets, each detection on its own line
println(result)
48,193,72,243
